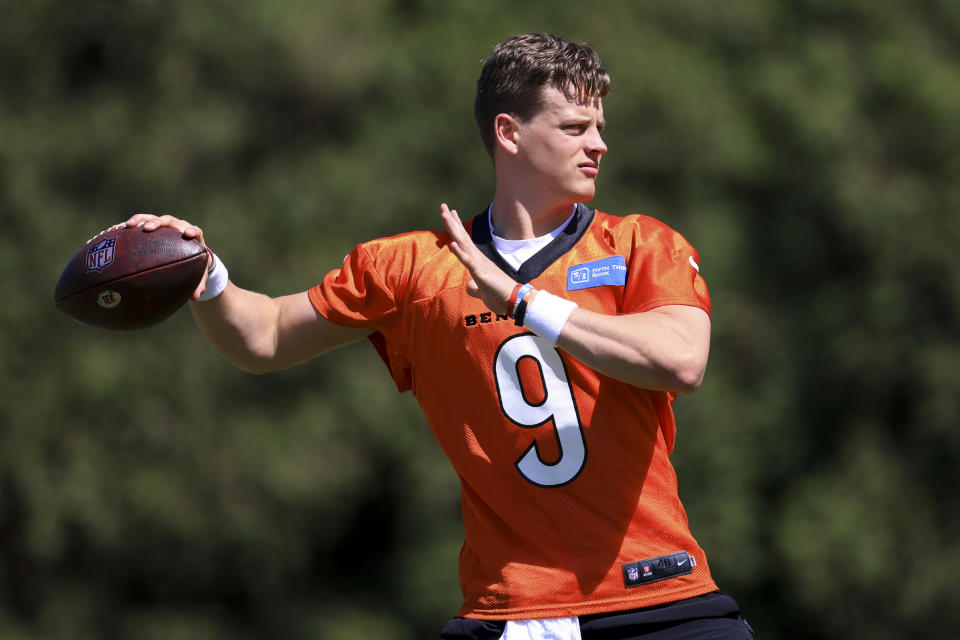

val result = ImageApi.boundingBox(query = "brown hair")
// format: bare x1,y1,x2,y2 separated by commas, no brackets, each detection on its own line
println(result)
474,33,610,157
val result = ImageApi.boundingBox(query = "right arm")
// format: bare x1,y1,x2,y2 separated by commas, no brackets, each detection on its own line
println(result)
128,214,372,374
190,285,372,374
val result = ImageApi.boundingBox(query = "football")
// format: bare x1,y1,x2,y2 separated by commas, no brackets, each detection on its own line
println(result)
54,224,208,331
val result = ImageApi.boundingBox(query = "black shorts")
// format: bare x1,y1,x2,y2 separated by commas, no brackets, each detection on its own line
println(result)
440,592,754,639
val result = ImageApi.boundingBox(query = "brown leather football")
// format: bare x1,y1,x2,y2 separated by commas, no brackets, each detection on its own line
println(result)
54,224,208,331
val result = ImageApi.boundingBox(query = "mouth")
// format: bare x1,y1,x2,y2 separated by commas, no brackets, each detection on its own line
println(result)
579,163,599,177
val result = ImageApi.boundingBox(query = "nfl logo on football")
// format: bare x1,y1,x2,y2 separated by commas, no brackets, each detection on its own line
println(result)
86,236,117,273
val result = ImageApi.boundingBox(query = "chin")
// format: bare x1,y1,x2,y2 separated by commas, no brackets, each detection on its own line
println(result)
573,186,597,203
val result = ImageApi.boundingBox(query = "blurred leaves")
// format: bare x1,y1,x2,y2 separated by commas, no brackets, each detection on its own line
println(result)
2,0,959,638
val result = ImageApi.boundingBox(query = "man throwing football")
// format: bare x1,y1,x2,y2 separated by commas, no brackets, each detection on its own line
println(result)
129,32,752,640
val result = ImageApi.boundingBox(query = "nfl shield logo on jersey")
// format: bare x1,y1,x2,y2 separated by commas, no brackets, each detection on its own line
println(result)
86,236,117,273
627,566,639,581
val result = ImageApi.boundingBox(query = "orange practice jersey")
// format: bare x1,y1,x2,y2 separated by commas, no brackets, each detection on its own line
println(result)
308,204,718,619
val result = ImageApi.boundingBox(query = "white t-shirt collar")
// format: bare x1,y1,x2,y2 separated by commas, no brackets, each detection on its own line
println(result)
488,205,576,270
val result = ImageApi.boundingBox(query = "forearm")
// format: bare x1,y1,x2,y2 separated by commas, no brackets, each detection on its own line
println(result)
189,282,283,373
550,300,710,392
189,284,373,374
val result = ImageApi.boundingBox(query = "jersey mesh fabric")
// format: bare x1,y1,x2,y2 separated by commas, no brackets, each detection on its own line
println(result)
308,207,717,620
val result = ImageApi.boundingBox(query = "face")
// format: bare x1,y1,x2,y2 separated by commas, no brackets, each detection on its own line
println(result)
510,85,608,208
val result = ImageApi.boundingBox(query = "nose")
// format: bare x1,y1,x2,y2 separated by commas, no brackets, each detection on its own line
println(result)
587,126,607,156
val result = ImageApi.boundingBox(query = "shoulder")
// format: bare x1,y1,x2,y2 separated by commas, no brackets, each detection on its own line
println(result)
348,226,463,299
351,227,455,278
592,210,697,253
357,228,449,260
593,209,682,235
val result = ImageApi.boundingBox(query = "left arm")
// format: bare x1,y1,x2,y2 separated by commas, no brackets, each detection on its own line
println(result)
441,204,710,392
554,303,709,392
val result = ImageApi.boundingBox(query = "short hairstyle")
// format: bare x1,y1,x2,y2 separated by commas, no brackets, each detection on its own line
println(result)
474,33,611,157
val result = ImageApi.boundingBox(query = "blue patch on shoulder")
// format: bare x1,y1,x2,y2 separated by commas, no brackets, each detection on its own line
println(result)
567,256,627,290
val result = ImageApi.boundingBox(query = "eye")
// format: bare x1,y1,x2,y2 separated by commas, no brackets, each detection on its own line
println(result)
564,124,588,134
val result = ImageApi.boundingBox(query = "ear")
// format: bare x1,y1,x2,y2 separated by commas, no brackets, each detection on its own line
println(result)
493,113,521,156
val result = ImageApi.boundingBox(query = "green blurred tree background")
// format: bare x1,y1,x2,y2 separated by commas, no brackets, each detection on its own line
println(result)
2,0,958,638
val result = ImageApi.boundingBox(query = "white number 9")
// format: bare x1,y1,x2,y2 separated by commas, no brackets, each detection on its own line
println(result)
493,333,587,487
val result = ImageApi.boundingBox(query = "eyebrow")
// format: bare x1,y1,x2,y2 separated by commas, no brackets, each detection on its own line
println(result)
563,115,606,128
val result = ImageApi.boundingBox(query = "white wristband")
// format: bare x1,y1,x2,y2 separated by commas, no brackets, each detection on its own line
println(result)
522,290,578,347
197,251,229,301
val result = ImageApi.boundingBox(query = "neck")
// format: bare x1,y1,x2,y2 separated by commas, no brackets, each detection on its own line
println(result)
489,193,577,240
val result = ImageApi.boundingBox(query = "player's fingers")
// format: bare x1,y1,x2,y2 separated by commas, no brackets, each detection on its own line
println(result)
441,203,470,247
441,206,486,276
441,204,481,255
449,239,487,280
125,213,159,227
133,213,206,245
141,214,190,233
447,240,466,263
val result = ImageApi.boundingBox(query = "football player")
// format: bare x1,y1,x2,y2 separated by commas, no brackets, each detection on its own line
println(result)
129,32,752,640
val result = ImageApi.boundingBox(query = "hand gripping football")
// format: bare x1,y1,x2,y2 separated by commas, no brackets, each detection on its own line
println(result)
54,224,208,331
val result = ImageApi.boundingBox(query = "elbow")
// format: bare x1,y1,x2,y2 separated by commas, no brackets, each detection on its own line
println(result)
673,368,705,394
670,349,708,394
620,349,706,393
